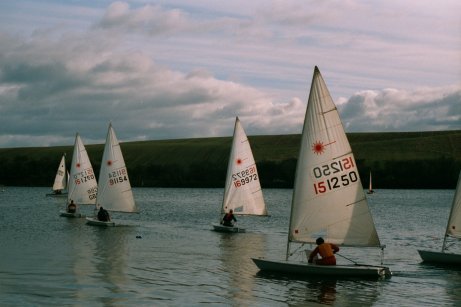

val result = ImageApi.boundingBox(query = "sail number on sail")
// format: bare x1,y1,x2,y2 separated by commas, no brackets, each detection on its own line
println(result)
312,156,358,194
109,168,129,185
73,169,95,185
232,166,258,188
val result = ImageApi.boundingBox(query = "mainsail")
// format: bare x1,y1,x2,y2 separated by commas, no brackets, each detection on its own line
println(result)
67,133,98,205
95,123,137,213
288,66,380,248
445,171,461,240
52,154,67,192
221,117,267,216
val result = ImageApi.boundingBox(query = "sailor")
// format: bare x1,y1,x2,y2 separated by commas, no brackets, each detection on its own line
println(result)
221,209,237,226
97,206,111,222
308,237,339,265
67,200,77,213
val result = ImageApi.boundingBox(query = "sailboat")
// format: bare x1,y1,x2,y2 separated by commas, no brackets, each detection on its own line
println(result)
60,133,98,218
46,153,68,197
252,66,391,278
418,169,461,265
86,123,137,226
212,117,268,233
367,171,374,194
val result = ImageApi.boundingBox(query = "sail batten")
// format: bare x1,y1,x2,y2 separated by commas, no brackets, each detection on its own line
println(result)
287,66,381,252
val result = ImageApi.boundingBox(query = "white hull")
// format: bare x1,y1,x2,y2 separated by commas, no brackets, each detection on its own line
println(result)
59,210,84,218
418,250,461,266
252,258,391,278
85,217,115,227
212,223,245,233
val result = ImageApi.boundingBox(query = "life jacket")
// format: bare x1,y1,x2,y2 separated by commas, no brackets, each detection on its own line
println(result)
318,243,334,258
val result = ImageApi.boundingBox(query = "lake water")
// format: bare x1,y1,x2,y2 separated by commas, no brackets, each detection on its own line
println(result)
0,187,460,306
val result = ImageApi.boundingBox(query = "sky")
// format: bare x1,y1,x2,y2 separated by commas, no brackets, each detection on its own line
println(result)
0,0,460,148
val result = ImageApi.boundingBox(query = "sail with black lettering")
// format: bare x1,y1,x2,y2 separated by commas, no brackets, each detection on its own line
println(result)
67,133,98,205
95,123,136,213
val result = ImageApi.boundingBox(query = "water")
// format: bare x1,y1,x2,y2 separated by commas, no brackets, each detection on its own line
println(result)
0,187,460,306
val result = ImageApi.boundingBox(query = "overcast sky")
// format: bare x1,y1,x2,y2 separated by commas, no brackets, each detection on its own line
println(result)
0,0,460,148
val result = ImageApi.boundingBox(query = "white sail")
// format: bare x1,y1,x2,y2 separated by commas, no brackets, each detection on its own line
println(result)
288,66,380,247
446,170,461,239
67,133,98,205
221,117,267,216
52,154,67,191
95,123,136,213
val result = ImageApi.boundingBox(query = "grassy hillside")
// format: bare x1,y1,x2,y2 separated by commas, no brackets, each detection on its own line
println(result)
1,130,460,188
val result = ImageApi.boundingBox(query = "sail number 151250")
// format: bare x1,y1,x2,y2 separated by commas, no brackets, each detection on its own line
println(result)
312,156,358,194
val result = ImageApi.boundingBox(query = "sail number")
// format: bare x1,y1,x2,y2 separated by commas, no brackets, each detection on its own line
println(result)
73,168,95,185
232,166,258,188
313,171,359,194
312,156,358,194
109,168,129,185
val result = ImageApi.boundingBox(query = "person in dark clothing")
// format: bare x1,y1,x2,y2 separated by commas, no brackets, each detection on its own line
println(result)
67,200,77,213
221,209,237,226
97,206,111,222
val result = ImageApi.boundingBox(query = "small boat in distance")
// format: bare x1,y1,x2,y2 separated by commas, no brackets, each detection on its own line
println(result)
251,66,391,278
86,123,137,226
60,133,98,218
418,169,461,265
212,117,268,233
367,171,374,194
46,153,68,197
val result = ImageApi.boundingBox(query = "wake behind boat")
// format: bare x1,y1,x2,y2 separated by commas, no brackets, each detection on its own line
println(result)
212,117,267,233
86,123,138,227
251,66,391,278
418,169,461,266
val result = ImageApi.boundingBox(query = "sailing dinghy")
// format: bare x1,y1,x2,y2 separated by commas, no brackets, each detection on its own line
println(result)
251,66,391,278
212,117,268,233
86,123,137,226
60,133,98,218
418,169,461,265
46,154,68,197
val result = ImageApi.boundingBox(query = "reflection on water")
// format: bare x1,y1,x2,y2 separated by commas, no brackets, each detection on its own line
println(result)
218,231,267,306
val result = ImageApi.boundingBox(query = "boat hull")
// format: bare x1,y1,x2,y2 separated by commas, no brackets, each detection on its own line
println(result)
418,250,461,266
59,210,84,218
212,223,245,233
85,217,115,227
251,258,391,278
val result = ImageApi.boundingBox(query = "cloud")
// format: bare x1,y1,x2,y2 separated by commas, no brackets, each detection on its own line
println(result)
340,86,461,131
0,1,460,148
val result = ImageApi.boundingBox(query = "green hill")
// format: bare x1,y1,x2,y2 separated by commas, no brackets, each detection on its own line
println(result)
1,130,460,189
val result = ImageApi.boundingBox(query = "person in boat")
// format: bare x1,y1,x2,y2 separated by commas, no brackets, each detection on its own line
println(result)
67,200,77,213
308,237,339,265
55,190,62,195
97,206,111,222
221,209,237,227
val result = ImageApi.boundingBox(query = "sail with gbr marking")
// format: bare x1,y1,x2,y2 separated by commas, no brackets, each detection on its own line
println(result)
67,133,98,205
288,66,380,247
